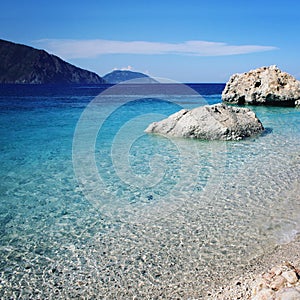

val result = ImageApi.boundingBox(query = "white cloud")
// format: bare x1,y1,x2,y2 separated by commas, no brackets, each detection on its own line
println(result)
114,65,134,71
33,39,277,59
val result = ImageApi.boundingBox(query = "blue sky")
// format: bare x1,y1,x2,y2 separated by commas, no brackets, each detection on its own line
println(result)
1,0,300,82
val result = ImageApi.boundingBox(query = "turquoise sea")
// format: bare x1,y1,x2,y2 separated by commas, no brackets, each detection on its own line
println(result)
0,83,299,298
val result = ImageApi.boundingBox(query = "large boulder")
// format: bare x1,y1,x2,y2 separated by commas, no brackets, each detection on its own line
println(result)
222,65,300,106
145,103,264,141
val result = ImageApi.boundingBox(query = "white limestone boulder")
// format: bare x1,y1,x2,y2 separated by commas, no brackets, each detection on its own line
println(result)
222,65,300,106
145,103,264,141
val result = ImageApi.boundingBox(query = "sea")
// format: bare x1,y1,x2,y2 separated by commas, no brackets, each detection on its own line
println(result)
0,82,299,299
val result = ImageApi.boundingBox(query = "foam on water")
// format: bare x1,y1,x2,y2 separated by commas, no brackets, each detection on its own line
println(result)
0,85,299,298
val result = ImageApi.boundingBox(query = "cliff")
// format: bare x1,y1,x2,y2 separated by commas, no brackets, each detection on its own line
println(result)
0,39,105,84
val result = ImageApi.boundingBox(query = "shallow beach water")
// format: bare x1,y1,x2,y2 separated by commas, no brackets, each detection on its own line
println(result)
0,84,299,299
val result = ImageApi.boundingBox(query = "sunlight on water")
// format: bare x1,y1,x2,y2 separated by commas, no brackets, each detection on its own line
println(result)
0,85,299,298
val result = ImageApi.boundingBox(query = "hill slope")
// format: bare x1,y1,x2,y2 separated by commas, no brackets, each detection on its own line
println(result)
0,39,105,84
103,70,158,84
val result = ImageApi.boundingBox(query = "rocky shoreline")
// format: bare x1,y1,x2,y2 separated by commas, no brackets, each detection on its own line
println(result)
209,235,300,299
208,66,300,299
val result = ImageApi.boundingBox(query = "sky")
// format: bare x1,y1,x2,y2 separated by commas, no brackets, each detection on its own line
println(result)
1,0,300,82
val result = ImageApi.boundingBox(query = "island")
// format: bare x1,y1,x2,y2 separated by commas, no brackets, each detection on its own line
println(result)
103,70,158,84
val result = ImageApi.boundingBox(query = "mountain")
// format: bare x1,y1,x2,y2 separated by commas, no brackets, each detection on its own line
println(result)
103,70,158,84
0,39,105,84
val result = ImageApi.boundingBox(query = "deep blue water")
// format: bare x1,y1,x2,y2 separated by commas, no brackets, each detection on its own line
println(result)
0,83,299,298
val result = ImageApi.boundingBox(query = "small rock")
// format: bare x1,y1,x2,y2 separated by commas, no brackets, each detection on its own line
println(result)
282,271,298,285
252,279,267,295
252,288,275,300
77,281,85,286
271,266,283,276
270,275,287,291
275,287,300,300
263,272,275,282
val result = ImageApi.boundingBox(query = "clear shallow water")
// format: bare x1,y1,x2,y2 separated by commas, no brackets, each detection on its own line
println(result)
0,84,299,299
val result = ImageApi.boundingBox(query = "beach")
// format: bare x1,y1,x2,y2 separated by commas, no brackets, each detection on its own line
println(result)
211,234,300,298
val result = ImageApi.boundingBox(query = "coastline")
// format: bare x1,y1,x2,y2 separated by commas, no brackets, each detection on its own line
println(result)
210,234,300,299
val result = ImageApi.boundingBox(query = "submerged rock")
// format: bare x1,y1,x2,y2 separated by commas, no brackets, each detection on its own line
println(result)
145,103,264,141
222,65,300,106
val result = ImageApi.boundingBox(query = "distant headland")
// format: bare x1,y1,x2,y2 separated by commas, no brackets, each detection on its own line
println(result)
0,39,160,85
0,39,105,84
